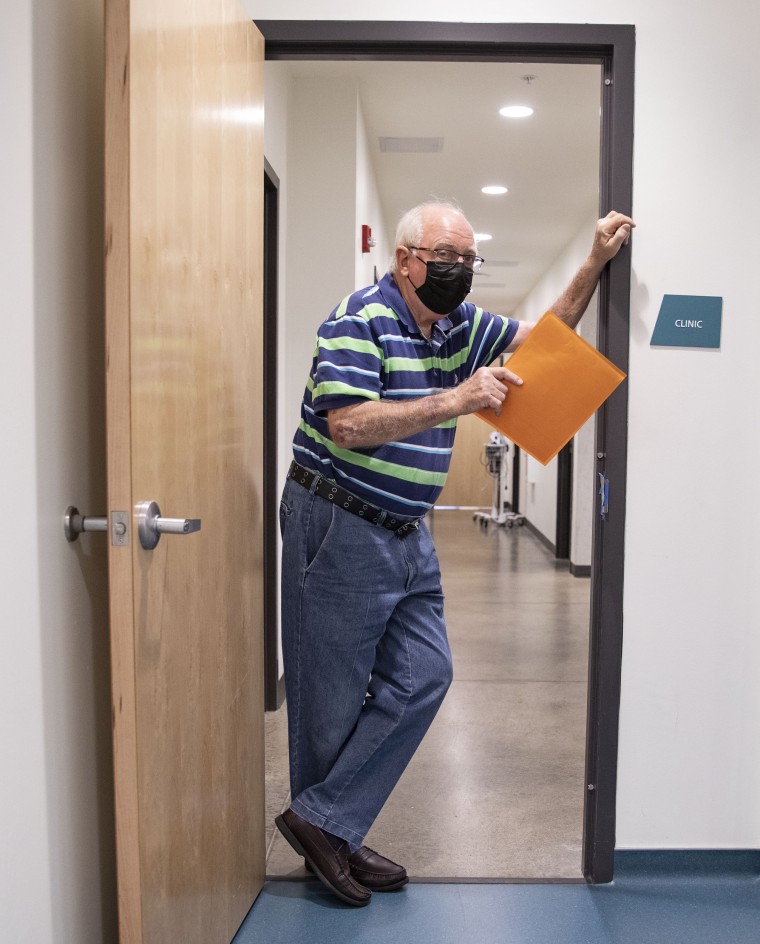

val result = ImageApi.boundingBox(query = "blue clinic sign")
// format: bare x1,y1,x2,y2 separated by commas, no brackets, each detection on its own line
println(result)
650,295,722,349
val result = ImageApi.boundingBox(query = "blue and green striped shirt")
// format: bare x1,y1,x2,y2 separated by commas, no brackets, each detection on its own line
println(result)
292,272,518,518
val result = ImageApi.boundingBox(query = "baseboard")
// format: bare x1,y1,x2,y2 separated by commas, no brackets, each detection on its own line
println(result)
569,562,591,578
614,849,760,876
266,874,586,885
522,518,556,555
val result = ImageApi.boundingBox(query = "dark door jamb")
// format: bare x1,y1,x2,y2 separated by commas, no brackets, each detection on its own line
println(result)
258,20,634,884
556,442,573,561
263,159,285,712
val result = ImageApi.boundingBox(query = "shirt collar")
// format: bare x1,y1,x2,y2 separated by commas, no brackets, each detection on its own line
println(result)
377,272,455,339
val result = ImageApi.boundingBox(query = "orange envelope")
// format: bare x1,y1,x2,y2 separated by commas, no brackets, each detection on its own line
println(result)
476,311,626,465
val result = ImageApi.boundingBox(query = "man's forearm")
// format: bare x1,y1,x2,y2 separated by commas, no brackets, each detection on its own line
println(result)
550,210,634,329
550,255,606,330
327,365,519,450
328,390,460,450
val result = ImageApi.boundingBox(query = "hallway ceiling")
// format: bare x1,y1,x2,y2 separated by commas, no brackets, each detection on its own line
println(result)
272,60,602,315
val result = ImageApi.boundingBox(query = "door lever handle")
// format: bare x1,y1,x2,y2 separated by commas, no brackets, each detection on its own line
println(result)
136,500,202,550
65,502,201,549
64,506,108,542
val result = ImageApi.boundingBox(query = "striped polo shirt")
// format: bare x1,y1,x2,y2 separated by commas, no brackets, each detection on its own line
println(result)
292,272,518,518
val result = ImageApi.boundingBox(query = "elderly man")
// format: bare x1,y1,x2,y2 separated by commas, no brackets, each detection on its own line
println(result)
276,201,634,905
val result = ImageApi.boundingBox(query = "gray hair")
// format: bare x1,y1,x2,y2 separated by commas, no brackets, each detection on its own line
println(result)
389,199,468,273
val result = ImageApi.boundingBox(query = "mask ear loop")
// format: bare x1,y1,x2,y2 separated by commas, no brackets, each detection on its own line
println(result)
405,247,427,295
407,271,423,293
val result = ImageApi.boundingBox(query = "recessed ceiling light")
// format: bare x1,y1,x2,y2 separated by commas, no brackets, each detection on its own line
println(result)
499,105,534,119
481,185,508,195
474,233,493,241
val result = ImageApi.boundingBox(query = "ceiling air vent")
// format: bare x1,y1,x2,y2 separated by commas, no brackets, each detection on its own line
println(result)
379,136,444,153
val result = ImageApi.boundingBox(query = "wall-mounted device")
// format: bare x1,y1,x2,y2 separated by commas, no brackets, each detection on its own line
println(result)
361,224,376,253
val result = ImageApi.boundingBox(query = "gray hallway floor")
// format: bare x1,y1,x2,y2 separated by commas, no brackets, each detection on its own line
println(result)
265,509,590,879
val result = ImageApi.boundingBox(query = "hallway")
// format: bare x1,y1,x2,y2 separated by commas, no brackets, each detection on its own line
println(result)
265,509,590,879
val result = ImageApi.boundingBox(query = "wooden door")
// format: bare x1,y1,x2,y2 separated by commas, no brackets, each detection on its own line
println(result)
105,2,265,942
436,414,494,507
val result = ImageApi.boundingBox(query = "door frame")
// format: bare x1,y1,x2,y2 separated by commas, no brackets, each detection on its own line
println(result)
263,159,285,712
556,442,573,561
257,19,634,884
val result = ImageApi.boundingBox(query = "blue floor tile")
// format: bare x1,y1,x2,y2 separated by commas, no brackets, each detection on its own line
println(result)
235,856,760,944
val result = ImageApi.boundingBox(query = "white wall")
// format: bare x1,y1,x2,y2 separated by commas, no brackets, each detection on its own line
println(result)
355,99,393,288
2,1,117,941
263,59,290,680
263,61,290,486
570,288,597,571
522,452,558,543
250,0,760,850
267,66,394,468
281,75,358,438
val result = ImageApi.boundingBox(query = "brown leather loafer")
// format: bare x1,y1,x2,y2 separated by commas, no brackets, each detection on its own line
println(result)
306,844,409,891
275,809,371,907
348,846,408,891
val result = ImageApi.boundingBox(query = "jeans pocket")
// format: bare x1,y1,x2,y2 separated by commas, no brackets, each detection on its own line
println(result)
279,498,292,537
304,498,337,573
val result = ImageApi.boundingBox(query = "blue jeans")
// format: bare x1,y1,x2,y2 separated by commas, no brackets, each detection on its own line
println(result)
279,476,453,852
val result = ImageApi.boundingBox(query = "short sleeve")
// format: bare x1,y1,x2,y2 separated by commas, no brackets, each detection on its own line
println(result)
310,313,383,414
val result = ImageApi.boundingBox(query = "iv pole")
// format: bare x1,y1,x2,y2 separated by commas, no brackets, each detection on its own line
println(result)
473,432,525,529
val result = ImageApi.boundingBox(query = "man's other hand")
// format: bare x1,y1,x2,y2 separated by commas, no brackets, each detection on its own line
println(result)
591,210,636,264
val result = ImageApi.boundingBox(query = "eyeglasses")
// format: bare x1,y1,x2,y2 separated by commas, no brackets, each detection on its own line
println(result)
409,246,485,271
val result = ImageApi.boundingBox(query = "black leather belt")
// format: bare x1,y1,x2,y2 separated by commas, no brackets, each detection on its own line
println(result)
287,460,422,539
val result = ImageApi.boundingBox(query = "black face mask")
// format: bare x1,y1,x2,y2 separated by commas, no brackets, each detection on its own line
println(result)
409,261,473,315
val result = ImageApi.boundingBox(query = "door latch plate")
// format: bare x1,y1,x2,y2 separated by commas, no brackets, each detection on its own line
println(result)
111,510,129,547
